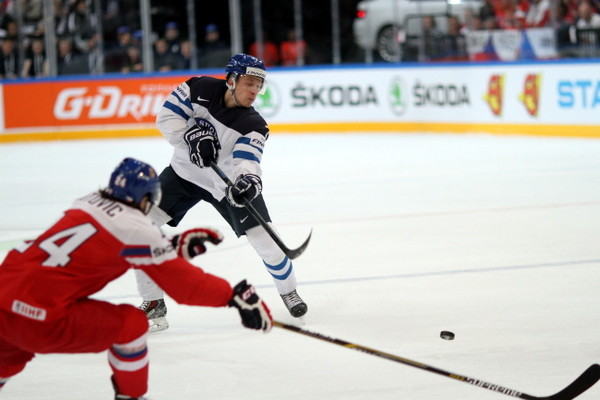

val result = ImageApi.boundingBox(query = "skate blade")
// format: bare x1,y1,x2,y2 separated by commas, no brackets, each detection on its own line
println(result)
149,317,169,333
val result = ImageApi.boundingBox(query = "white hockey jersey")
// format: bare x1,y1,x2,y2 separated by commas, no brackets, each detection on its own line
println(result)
157,76,269,200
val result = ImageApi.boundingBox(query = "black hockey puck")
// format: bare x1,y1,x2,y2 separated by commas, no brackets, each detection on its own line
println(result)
440,331,455,340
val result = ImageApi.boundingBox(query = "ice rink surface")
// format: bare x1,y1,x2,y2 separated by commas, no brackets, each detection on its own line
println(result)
1,132,599,400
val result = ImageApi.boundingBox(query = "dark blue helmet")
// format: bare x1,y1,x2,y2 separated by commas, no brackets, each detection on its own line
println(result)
225,53,267,81
106,158,161,214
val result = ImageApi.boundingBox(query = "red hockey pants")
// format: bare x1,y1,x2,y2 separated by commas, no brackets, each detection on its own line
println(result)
0,299,149,398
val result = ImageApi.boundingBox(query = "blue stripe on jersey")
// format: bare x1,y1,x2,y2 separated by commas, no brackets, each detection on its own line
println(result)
233,150,260,163
235,137,264,154
163,100,190,121
121,246,152,257
171,90,193,112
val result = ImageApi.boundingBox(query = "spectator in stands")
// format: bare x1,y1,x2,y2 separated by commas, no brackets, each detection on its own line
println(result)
198,23,230,68
105,25,133,72
495,0,527,29
279,28,307,65
575,0,600,28
479,0,497,23
154,37,183,71
122,45,144,73
483,16,501,30
525,0,551,27
559,0,578,23
461,10,484,33
421,15,444,60
249,31,279,66
57,36,88,75
0,37,19,79
555,2,576,54
460,8,480,34
444,16,468,60
116,25,135,49
54,0,71,37
447,15,463,35
1,19,18,39
0,5,14,36
500,7,527,28
85,33,104,74
131,29,152,50
101,0,139,45
30,18,45,38
62,0,98,53
164,21,182,55
23,0,43,29
179,39,196,70
21,36,48,78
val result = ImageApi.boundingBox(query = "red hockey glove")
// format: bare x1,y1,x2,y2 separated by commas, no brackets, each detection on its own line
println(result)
171,228,223,260
228,280,273,332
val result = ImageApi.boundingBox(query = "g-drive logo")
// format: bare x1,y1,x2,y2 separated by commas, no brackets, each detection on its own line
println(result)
53,86,168,121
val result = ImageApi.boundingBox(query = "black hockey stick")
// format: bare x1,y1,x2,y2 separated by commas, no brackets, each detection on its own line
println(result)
273,321,600,400
210,162,311,259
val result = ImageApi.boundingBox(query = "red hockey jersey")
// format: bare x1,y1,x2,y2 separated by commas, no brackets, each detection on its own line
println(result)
0,192,233,322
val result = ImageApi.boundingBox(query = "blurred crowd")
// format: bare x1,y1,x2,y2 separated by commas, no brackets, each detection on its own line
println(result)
0,0,316,80
389,0,600,61
0,0,233,78
1,0,599,80
465,0,600,31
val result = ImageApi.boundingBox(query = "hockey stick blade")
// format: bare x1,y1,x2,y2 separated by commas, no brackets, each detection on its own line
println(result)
210,162,311,259
273,321,600,400
532,364,600,400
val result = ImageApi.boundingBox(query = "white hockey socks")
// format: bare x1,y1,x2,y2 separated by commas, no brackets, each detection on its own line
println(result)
134,269,164,301
246,225,297,295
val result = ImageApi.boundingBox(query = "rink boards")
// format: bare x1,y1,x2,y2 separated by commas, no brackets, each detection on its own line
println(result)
0,59,599,142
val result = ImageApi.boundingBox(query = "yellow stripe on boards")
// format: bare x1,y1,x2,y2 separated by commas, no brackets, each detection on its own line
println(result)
269,122,600,138
1,123,598,143
0,128,162,143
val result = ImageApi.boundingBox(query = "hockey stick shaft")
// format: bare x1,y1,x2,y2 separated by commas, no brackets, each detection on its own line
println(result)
210,162,311,259
273,321,600,400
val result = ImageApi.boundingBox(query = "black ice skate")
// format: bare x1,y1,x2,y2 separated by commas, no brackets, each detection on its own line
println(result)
112,376,151,400
115,393,151,400
280,289,307,318
138,299,168,332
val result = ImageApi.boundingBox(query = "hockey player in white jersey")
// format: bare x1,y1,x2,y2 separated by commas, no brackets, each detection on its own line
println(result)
135,53,307,332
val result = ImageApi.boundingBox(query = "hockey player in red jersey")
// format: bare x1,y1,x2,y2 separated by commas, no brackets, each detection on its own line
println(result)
0,157,272,400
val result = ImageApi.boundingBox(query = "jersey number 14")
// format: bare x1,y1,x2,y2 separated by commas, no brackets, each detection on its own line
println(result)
17,223,98,267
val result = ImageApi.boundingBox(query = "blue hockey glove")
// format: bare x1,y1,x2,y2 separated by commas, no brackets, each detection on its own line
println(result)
171,227,223,260
226,174,262,207
183,124,221,168
229,280,272,332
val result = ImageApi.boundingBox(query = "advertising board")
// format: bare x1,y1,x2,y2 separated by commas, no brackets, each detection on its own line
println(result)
0,61,598,142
